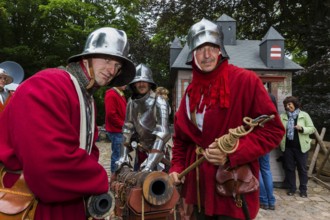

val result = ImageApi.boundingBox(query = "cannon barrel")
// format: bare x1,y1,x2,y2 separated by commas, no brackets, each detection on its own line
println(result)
86,192,115,219
113,167,175,206
142,171,174,205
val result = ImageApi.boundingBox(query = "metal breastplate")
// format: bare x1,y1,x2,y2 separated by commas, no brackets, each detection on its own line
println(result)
130,91,157,148
118,90,171,171
125,91,170,146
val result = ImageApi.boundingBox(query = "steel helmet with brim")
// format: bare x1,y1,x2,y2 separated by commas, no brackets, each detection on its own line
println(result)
0,68,13,85
186,18,229,65
129,63,157,91
68,27,135,87
0,61,24,85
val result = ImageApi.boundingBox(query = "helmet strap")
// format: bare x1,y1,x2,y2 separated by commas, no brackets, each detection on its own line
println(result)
193,51,202,70
86,58,96,90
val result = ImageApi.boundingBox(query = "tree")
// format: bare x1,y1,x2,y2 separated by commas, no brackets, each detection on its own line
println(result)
0,0,329,130
0,0,143,125
149,0,329,137
0,0,48,76
293,49,330,139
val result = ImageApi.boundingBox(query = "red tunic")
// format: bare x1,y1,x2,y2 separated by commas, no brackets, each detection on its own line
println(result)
0,68,108,220
105,88,126,133
169,64,285,219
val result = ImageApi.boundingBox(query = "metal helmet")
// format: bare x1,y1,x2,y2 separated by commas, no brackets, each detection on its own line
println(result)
186,18,229,65
0,61,24,85
129,63,157,90
68,27,135,87
0,68,13,85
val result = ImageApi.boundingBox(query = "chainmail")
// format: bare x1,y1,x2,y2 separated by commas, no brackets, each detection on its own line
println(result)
59,62,95,154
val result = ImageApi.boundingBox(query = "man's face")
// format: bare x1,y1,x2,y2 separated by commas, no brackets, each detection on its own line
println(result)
134,81,150,95
0,75,7,90
194,43,220,72
86,55,123,87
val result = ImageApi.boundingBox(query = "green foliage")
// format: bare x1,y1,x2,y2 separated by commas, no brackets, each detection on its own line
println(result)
293,49,330,139
38,0,118,67
0,0,329,130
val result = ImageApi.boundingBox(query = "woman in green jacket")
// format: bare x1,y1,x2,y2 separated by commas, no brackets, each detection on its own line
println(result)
280,96,315,198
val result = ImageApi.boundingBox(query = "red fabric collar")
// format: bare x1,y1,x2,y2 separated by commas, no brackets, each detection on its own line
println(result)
187,58,230,113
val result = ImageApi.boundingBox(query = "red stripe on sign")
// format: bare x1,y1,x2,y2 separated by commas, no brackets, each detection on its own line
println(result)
270,45,282,60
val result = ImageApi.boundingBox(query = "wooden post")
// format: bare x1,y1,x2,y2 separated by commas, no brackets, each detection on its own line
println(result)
314,129,328,154
308,128,326,177
316,141,330,178
313,143,330,190
311,128,330,190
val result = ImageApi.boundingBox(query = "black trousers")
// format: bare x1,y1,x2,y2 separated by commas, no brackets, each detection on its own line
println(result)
283,147,308,193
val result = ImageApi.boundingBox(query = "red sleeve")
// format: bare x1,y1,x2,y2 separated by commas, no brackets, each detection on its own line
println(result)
6,69,108,203
227,69,285,168
169,108,199,175
105,89,126,131
169,115,187,174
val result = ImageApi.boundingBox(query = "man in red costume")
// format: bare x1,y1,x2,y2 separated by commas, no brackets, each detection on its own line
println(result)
169,18,285,219
105,85,127,174
0,27,135,219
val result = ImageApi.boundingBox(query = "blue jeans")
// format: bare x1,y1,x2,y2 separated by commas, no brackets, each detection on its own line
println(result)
259,153,276,206
107,132,123,173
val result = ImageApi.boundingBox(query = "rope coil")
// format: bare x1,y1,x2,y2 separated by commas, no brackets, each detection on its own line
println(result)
216,116,261,154
178,114,275,180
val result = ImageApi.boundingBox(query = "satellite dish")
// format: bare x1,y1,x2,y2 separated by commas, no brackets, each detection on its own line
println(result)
0,61,24,84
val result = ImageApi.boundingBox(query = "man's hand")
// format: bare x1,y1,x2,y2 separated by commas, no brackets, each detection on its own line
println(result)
203,141,228,166
169,172,185,185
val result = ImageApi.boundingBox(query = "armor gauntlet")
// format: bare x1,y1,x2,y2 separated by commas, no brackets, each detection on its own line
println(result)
140,138,165,172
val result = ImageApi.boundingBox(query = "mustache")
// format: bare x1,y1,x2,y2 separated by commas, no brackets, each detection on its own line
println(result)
137,85,148,90
201,58,216,64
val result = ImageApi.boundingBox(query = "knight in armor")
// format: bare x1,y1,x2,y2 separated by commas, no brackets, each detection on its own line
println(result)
116,63,171,172
0,27,135,220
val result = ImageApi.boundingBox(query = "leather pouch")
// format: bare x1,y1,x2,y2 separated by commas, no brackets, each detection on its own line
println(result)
0,165,38,220
215,164,259,200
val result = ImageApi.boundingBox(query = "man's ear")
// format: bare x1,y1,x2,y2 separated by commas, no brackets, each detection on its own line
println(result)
82,58,89,67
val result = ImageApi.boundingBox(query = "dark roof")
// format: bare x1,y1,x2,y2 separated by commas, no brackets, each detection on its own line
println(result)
217,14,236,22
260,26,285,44
170,37,182,49
171,40,303,71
